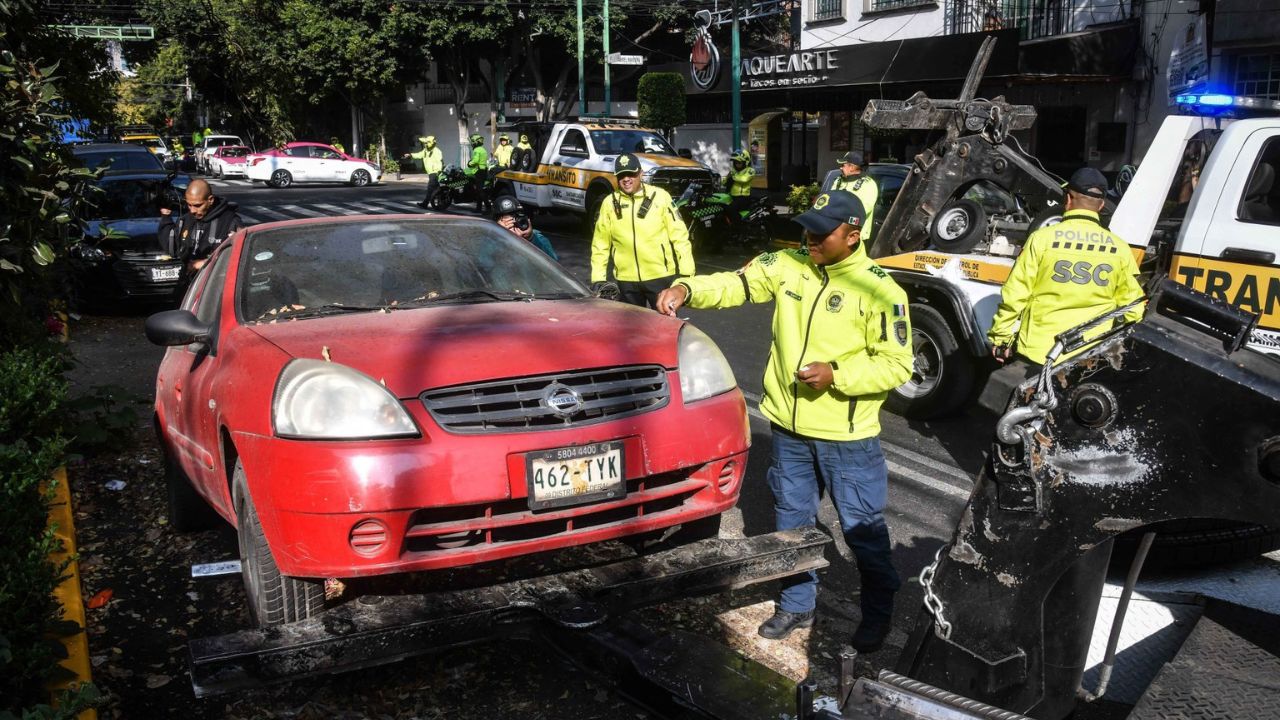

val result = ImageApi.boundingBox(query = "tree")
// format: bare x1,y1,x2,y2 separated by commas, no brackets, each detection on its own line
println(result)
636,72,685,137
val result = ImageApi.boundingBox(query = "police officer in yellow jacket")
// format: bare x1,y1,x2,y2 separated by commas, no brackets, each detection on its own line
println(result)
591,153,695,308
404,135,444,209
725,149,755,228
493,134,514,168
829,151,880,240
657,191,912,652
988,167,1144,364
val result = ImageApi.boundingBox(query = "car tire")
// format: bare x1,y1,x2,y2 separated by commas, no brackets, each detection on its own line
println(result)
164,450,220,532
349,169,371,187
214,163,223,180
430,188,451,211
929,199,987,253
233,462,324,627
1113,520,1280,571
1028,206,1064,235
886,303,974,419
270,169,293,189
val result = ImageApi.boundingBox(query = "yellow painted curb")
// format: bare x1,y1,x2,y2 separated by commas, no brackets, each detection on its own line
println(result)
47,467,98,720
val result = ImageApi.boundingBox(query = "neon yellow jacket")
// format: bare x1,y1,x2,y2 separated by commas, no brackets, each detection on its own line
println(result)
728,165,754,197
494,144,514,167
831,174,879,240
676,246,912,441
409,142,444,174
988,209,1144,363
591,184,694,283
466,146,489,176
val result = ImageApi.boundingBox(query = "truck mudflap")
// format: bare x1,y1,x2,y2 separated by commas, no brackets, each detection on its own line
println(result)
898,280,1280,719
190,528,831,698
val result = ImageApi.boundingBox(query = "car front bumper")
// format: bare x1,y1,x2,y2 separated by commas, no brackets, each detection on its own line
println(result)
230,385,751,579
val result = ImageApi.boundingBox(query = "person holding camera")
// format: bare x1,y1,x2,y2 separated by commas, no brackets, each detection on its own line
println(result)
494,195,557,260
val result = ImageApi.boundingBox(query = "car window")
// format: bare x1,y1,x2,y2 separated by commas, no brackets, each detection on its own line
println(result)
220,146,249,158
207,137,242,148
287,146,311,158
193,247,234,326
311,146,343,160
76,150,162,172
1238,137,1280,226
560,130,588,156
85,178,165,220
238,219,588,322
589,130,675,156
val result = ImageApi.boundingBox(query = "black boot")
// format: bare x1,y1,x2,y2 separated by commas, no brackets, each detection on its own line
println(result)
850,619,890,653
757,608,814,640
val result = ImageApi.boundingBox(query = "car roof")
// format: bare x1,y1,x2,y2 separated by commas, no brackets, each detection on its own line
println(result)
97,169,174,181
72,143,154,154
241,213,490,235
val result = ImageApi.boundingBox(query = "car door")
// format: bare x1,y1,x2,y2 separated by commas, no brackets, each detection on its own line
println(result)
551,128,590,210
170,247,236,507
312,145,347,181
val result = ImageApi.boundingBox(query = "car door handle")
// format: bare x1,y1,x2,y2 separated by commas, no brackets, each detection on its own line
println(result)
1221,247,1276,265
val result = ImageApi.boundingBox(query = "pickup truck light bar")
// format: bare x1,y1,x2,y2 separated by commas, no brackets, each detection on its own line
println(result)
1174,93,1280,116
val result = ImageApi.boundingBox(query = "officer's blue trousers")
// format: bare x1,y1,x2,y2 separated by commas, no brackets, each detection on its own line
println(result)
767,425,901,625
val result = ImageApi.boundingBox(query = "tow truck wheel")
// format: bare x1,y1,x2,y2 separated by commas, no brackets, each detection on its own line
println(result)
1116,520,1280,570
929,199,987,253
233,462,325,627
886,304,973,419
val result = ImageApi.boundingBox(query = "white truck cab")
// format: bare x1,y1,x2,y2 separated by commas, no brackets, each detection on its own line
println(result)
494,120,716,219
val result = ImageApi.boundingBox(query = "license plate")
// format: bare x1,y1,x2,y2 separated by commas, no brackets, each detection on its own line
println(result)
151,266,181,281
525,441,625,511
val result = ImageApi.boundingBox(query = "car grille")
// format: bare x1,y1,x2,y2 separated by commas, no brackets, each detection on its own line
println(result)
404,471,703,553
421,366,669,434
648,167,717,196
113,257,184,298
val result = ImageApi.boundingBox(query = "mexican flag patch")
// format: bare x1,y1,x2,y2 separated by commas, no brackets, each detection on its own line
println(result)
892,304,907,317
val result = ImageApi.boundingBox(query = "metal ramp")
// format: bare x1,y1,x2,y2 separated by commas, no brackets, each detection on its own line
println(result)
1128,600,1280,720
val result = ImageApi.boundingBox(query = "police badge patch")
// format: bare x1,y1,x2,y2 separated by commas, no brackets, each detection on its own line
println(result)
826,292,844,313
758,252,777,266
894,320,909,346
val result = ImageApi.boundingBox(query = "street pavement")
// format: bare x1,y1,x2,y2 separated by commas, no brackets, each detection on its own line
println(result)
206,177,986,653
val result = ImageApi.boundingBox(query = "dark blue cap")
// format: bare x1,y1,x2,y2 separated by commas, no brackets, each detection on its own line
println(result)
1067,167,1108,198
794,190,866,235
838,151,864,167
614,153,641,176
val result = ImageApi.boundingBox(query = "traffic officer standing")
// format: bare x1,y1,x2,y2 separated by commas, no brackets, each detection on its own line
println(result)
725,149,755,227
656,191,912,652
988,167,1144,364
828,151,880,241
591,153,694,308
404,136,444,209
493,134,514,168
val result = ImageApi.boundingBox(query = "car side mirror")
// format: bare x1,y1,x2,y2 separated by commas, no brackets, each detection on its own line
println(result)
145,309,212,347
678,148,693,159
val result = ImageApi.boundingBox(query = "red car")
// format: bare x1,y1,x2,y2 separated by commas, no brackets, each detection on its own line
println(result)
145,216,748,626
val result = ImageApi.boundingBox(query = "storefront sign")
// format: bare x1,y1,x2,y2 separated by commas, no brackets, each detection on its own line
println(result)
689,10,721,91
509,87,536,110
1167,16,1209,103
743,50,839,89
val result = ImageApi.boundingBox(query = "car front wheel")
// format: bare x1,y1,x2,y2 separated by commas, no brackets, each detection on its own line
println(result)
269,169,293,189
349,169,371,187
233,462,324,627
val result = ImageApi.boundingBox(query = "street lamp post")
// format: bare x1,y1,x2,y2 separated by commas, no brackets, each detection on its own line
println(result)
731,0,741,150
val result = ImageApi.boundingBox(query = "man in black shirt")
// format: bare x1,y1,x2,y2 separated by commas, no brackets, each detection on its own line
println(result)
159,178,244,272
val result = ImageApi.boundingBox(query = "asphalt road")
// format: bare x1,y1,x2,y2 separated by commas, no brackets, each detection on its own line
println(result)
66,177,995,716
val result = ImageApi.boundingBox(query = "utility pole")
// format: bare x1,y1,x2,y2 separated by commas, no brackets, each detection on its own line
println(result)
577,0,586,116
731,0,742,150
602,0,611,117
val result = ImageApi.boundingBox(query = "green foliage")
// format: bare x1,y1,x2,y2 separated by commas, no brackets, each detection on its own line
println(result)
787,183,822,215
0,0,105,348
127,41,193,130
636,73,686,137
0,347,89,715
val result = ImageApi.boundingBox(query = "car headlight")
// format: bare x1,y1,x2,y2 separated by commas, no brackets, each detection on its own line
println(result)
273,359,419,440
678,324,736,403
642,166,657,181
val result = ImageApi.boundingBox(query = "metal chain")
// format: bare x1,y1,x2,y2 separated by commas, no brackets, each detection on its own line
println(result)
917,546,953,640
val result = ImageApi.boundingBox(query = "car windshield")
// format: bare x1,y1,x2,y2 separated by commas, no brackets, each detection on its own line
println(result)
129,138,164,150
208,136,242,147
589,129,675,156
220,146,250,157
238,219,588,322
85,178,168,220
76,150,164,172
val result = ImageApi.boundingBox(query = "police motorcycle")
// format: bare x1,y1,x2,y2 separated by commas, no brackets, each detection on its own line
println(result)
674,182,774,254
430,165,497,213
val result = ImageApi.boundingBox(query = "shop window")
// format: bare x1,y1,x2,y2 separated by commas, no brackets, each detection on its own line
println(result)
1234,54,1280,100
867,0,936,12
809,0,844,22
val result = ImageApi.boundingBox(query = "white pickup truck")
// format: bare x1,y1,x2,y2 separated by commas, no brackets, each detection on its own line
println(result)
494,120,717,220
877,108,1280,420
196,134,246,175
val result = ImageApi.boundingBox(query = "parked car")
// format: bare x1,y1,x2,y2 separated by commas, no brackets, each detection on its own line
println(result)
245,142,382,188
208,144,251,179
121,133,172,164
145,215,747,626
195,134,245,174
73,142,166,173
68,169,191,306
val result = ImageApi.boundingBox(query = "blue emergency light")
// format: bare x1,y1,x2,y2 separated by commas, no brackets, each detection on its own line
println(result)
1175,93,1280,116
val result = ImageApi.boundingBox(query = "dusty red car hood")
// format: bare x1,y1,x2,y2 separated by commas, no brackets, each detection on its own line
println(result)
247,298,682,397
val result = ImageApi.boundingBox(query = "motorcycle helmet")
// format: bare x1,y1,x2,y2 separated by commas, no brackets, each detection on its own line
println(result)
422,135,436,148
519,134,530,144
732,150,750,165
470,133,485,146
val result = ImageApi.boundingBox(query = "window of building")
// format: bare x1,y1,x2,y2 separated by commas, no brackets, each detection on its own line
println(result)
1234,54,1280,100
867,0,935,12
809,0,844,22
